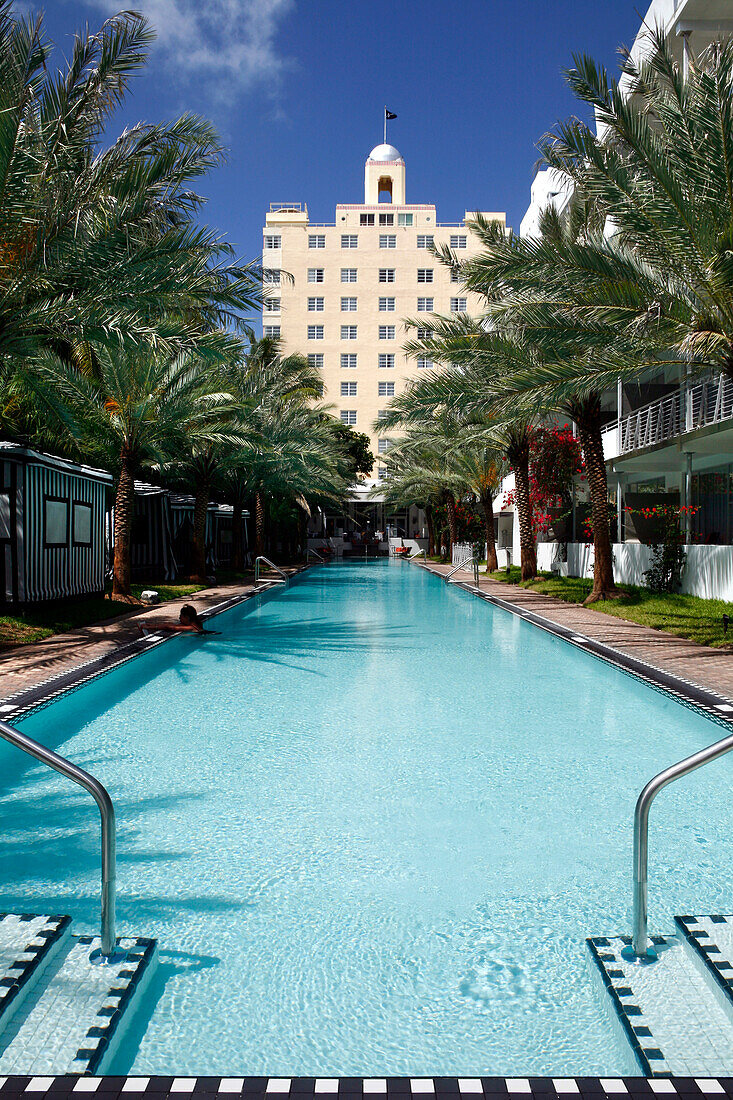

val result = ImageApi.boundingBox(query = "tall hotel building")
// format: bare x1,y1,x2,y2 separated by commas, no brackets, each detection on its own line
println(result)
262,142,506,484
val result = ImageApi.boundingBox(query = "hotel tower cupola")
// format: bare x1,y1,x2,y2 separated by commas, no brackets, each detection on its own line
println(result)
365,142,406,205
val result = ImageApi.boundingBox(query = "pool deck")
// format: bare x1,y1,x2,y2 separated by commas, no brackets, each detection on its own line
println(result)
0,580,262,705
419,562,733,706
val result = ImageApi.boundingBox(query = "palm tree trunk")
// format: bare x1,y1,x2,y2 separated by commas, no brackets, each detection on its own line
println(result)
481,496,498,572
514,460,536,580
445,492,457,560
232,499,244,572
255,492,265,556
191,480,209,584
426,505,436,557
111,449,137,602
576,400,620,604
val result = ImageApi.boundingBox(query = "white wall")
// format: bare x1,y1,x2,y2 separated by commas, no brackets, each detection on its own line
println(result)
537,541,733,601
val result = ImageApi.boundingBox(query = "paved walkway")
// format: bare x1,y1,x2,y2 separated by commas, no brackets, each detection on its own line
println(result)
0,580,261,702
421,561,733,703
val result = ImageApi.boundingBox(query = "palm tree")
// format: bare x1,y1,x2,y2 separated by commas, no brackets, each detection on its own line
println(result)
0,4,261,388
381,326,539,579
22,346,240,599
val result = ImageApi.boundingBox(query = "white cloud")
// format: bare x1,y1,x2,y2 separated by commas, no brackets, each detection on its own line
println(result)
83,0,295,103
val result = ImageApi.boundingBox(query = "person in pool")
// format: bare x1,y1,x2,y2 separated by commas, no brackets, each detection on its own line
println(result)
138,604,218,636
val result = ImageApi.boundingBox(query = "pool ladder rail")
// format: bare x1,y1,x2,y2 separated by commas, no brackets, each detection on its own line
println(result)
0,718,117,961
254,555,289,586
632,726,733,958
444,555,481,587
409,549,427,562
305,548,325,564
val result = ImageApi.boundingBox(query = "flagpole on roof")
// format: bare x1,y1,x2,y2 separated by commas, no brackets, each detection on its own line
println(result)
384,105,387,145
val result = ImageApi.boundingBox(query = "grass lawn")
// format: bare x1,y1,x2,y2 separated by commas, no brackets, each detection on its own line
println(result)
0,581,206,647
487,566,733,649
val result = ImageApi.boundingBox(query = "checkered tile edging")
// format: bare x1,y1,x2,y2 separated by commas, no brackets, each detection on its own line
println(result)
675,917,733,1011
1,1079,733,1098
587,937,673,1077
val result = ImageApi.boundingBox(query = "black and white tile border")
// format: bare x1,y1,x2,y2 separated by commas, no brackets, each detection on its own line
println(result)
0,569,311,723
587,936,673,1077
675,917,733,1013
0,1076,731,1097
0,916,71,1026
441,576,733,734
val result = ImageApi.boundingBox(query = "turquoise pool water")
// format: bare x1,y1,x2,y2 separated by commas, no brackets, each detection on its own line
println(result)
2,561,732,1075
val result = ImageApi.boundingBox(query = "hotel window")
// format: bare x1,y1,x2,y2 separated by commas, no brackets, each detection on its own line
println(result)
379,325,395,340
341,381,357,396
340,410,357,425
417,297,434,311
450,297,467,312
263,325,280,337
416,326,430,339
360,214,375,226
308,354,324,369
379,297,395,312
378,353,395,369
378,438,395,454
341,325,357,339
378,467,388,480
341,353,357,368
307,297,324,311
263,234,281,249
341,297,357,311
377,409,388,420
378,381,395,396
307,325,324,339
379,213,394,226
417,356,434,369
450,267,462,283
341,234,358,248
307,268,324,283
417,269,433,283
450,234,467,248
417,234,434,248
308,234,325,248
379,269,395,283
263,269,280,284
314,382,324,397
398,213,413,226
341,268,357,283
263,298,280,311
379,234,396,248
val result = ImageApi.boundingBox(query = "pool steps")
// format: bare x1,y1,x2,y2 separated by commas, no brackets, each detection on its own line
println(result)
589,915,733,1076
0,916,157,1075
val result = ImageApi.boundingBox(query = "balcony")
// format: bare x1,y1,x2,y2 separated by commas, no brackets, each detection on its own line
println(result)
602,372,733,460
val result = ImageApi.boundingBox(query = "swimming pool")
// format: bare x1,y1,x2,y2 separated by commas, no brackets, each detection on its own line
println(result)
2,560,731,1076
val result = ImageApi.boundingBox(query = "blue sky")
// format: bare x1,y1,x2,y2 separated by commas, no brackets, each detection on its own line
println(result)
34,0,642,260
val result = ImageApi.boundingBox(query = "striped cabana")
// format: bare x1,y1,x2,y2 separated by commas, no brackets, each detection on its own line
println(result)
0,442,112,604
130,483,176,582
211,503,249,568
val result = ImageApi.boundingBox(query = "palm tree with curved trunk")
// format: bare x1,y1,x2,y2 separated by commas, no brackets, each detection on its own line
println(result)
22,346,242,599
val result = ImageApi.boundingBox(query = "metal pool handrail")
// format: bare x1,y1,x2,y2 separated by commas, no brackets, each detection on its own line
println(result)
409,549,427,562
254,555,288,586
306,548,325,563
445,555,480,586
0,718,116,959
632,729,733,958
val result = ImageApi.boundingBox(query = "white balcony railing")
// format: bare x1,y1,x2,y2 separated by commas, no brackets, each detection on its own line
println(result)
617,372,733,454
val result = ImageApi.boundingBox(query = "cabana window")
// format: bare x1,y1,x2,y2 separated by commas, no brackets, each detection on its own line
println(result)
44,498,69,547
73,502,93,547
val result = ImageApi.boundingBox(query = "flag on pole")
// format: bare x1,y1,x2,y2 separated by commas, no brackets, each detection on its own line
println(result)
385,108,397,120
